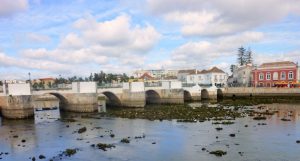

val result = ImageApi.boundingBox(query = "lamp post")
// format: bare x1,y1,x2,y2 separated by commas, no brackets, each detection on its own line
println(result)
28,72,32,91
28,72,31,84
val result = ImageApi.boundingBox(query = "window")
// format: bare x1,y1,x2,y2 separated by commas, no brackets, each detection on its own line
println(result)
259,73,264,80
266,72,271,80
288,71,293,79
281,72,286,80
273,72,278,80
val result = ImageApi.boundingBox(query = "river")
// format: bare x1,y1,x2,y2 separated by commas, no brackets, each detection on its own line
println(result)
0,103,300,161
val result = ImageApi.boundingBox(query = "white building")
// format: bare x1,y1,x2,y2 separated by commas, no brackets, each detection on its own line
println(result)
177,69,197,82
133,69,178,79
186,67,228,87
231,64,254,87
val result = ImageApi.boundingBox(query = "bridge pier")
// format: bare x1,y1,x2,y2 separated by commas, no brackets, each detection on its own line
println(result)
145,89,184,105
0,95,34,119
60,93,98,112
121,90,146,107
160,89,184,104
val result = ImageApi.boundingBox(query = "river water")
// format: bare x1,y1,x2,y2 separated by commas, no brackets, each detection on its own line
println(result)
0,103,300,161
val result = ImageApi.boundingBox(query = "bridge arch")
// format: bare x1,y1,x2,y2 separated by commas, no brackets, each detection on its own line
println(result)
102,91,122,107
201,89,209,100
32,93,67,113
48,93,68,107
217,89,223,100
145,90,161,104
184,90,192,102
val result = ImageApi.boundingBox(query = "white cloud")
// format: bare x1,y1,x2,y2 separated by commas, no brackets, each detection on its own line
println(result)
151,31,264,70
59,33,84,49
254,51,300,65
8,14,161,76
147,0,300,36
21,48,48,59
0,0,28,17
0,52,71,72
73,14,161,51
26,33,51,43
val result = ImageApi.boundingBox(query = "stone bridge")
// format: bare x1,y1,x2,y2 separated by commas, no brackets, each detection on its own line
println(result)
0,81,223,119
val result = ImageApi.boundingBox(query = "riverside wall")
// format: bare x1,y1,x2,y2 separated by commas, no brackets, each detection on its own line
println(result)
224,87,300,99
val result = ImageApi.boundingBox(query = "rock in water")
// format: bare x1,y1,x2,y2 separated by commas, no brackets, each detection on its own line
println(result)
78,127,87,134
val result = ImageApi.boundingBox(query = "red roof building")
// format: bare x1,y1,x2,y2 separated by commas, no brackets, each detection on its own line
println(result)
252,61,298,87
139,73,154,81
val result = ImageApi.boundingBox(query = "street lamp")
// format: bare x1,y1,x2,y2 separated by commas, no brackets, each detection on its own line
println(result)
28,72,31,84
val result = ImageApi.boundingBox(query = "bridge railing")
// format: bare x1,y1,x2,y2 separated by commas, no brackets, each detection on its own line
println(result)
182,83,196,87
31,87,72,91
144,82,162,87
97,83,123,88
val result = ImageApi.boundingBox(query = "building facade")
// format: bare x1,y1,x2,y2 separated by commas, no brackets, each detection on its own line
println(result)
186,67,228,87
177,69,197,82
252,61,298,87
133,69,178,80
231,64,254,87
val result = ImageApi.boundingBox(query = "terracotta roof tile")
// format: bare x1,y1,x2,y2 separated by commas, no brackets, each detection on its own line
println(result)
139,73,154,79
178,69,197,74
259,61,296,68
39,78,55,80
207,67,225,73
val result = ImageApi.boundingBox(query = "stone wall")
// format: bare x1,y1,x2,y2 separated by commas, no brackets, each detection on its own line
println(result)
121,90,146,107
224,87,300,98
60,93,98,112
32,94,59,109
159,89,184,104
0,95,34,119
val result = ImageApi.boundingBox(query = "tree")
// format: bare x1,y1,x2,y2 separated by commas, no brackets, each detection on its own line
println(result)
89,73,93,81
237,46,246,66
121,73,129,82
245,48,253,64
230,64,237,73
32,82,38,89
38,81,45,89
47,82,52,88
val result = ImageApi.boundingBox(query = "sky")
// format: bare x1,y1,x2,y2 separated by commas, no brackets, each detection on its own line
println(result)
0,0,300,80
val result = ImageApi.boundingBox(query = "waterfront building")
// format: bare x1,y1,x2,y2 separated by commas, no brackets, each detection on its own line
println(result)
32,77,56,89
133,69,178,80
186,67,228,87
252,61,298,87
139,73,155,81
177,69,197,82
231,64,254,87
165,70,178,78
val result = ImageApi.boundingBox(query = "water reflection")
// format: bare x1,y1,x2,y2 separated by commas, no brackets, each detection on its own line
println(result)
34,108,61,124
0,103,300,161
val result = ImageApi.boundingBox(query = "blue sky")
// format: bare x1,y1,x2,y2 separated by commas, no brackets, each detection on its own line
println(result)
0,0,300,79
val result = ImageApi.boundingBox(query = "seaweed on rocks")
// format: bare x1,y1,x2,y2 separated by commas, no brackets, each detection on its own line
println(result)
64,149,77,157
253,116,266,120
96,143,115,151
120,138,130,143
106,104,241,122
209,150,227,157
